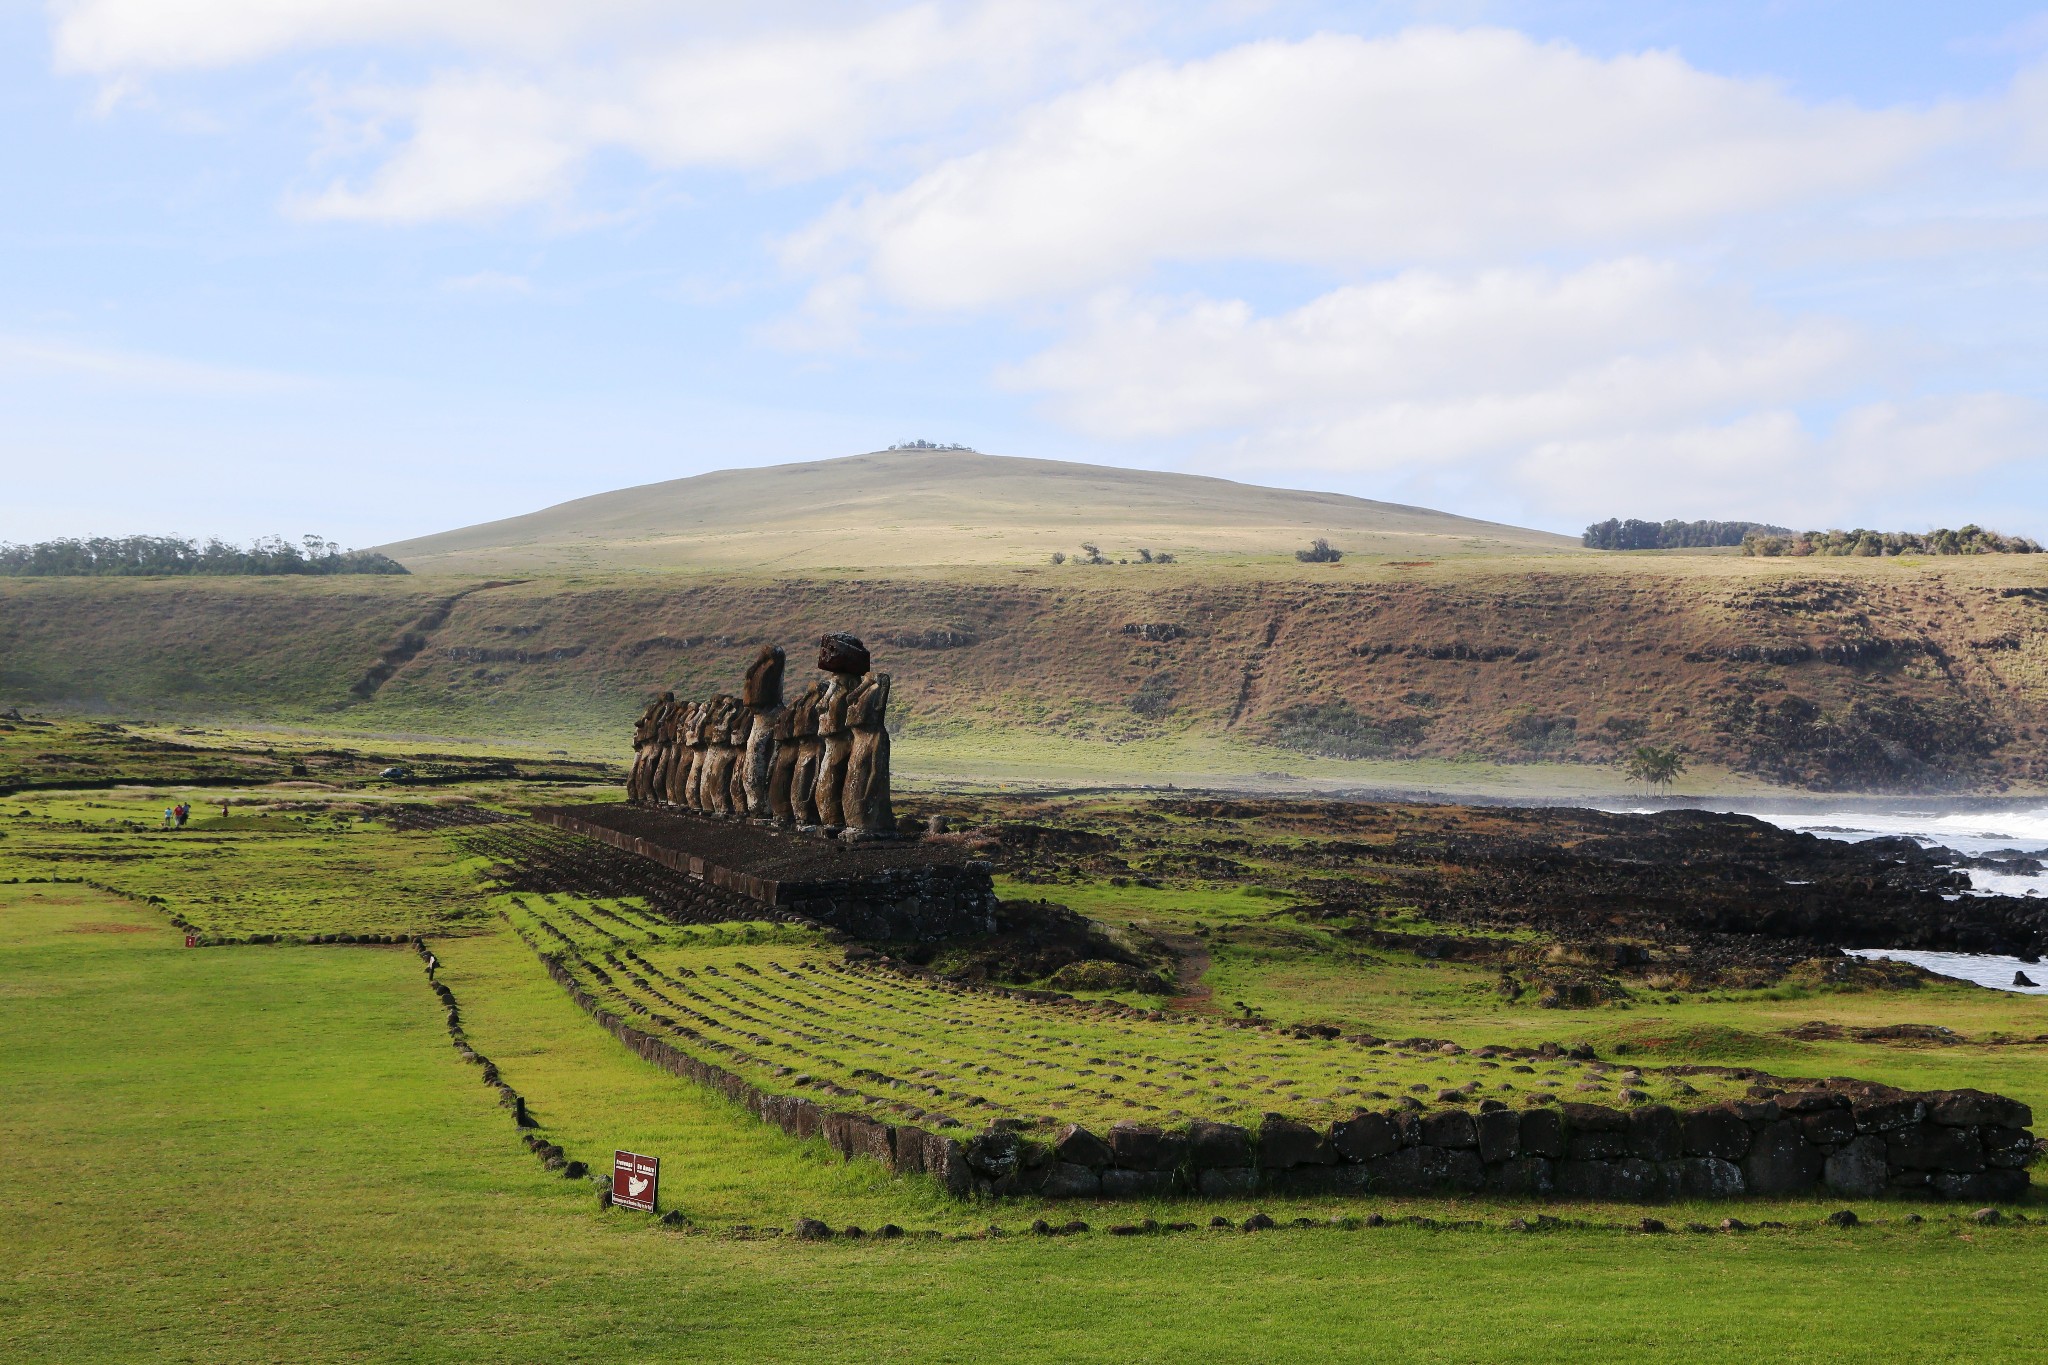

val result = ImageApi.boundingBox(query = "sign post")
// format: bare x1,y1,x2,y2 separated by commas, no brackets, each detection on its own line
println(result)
612,1150,660,1213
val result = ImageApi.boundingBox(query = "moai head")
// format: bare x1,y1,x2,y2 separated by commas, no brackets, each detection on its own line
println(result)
744,645,786,710
720,694,750,743
816,633,871,677
793,681,825,737
850,672,891,727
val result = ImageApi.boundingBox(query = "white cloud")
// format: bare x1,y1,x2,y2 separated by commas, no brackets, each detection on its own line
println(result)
1513,394,2046,525
296,73,588,221
1006,260,1869,461
55,1,1136,222
792,27,1963,309
1000,259,2045,523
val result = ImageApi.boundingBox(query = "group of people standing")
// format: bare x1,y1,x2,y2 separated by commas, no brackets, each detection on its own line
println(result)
160,802,191,828
627,633,895,835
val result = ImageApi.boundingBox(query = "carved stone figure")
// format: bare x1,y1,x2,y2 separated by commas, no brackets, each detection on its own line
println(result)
841,671,893,832
788,682,825,825
628,692,670,803
682,701,711,810
711,694,749,815
625,635,892,829
741,645,785,819
664,700,700,805
768,686,806,824
813,678,855,828
643,693,678,804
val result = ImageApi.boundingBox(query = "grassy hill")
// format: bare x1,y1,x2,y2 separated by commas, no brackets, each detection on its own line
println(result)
7,550,2048,793
376,448,1578,574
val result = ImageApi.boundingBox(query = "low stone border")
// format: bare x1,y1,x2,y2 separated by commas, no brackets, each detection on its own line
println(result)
512,925,2039,1205
686,1206,2039,1242
413,939,602,1194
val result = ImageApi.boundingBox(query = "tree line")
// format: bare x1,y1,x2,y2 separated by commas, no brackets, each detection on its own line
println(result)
0,534,409,576
1582,518,1790,550
1741,525,2042,557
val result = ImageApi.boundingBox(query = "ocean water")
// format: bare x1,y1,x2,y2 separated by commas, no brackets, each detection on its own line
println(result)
1845,949,2048,996
1600,799,2048,993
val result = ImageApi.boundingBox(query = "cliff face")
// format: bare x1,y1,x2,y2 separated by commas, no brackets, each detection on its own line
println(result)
6,557,2048,791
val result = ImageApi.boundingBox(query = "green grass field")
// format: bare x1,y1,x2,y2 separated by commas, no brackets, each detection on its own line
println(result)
4,712,2048,1362
8,881,2048,1363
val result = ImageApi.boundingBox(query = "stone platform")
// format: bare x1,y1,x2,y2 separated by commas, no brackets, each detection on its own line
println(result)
531,804,995,941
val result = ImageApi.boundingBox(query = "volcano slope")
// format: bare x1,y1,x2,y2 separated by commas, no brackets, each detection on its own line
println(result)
7,549,2048,794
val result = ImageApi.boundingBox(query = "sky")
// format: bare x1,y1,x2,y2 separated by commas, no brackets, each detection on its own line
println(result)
6,0,2048,547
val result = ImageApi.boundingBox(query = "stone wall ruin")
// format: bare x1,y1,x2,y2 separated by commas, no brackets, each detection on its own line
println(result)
515,926,2036,1205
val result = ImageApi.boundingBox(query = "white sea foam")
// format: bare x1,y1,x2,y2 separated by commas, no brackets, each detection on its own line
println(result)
1845,948,2048,996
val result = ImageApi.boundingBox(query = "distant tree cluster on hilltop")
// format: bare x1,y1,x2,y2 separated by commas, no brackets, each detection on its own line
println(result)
0,534,409,577
1742,526,2042,557
1583,518,1790,550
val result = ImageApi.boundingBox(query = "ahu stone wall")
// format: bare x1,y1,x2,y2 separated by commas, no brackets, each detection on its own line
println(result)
1010,1091,2035,1204
517,913,2038,1204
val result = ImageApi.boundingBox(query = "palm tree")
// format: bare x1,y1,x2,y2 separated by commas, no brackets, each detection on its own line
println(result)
1623,744,1686,794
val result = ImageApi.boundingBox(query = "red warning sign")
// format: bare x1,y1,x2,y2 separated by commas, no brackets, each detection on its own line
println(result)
612,1150,659,1212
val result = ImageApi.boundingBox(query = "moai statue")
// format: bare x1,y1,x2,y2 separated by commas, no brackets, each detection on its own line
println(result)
685,696,723,811
700,694,743,815
725,696,752,816
663,700,700,806
740,645,786,820
627,692,670,803
787,681,826,826
768,687,805,824
643,693,678,805
841,671,893,833
812,634,870,828
684,703,716,810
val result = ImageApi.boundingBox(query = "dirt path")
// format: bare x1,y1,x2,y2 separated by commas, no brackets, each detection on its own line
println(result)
1153,928,1214,1012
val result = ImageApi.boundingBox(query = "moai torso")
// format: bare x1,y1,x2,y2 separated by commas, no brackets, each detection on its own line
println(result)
842,672,893,832
813,674,855,828
741,645,786,819
788,683,825,826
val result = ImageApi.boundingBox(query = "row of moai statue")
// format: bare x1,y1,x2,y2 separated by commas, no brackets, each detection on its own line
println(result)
626,633,894,834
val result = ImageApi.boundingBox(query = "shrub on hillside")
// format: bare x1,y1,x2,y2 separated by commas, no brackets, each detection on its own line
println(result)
1741,525,2042,557
1296,538,1343,563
